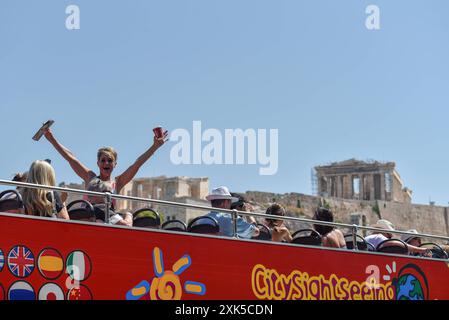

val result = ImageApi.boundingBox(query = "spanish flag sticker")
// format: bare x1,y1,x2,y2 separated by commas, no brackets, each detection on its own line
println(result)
38,248,64,280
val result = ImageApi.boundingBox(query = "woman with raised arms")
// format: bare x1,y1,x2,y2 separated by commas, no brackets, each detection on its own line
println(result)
43,126,168,225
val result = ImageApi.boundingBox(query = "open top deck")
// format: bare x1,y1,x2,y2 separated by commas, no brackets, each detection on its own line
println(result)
1,180,448,300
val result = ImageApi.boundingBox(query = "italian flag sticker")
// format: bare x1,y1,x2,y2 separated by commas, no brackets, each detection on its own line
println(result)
66,251,91,282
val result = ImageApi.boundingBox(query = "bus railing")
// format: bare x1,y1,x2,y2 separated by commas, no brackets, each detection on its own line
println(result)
1,179,449,250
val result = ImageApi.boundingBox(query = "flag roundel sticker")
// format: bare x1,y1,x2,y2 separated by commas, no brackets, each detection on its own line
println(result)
0,248,4,272
8,281,36,300
38,283,64,300
0,283,4,300
38,248,64,280
7,245,35,278
67,284,93,300
66,250,92,282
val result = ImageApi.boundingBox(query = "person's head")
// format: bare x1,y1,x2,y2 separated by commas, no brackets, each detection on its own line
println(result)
206,186,239,210
210,199,231,209
313,207,335,236
265,203,286,228
97,147,118,178
12,172,28,183
12,171,28,193
22,160,57,217
401,229,421,246
370,219,395,239
26,160,56,187
230,193,246,211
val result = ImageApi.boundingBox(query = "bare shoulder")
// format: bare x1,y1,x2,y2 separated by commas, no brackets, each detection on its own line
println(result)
335,229,345,237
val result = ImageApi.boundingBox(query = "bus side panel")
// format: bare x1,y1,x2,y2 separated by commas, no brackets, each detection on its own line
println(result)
1,214,448,300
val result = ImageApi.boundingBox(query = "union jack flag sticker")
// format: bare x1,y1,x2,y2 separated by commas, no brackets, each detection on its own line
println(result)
7,246,35,278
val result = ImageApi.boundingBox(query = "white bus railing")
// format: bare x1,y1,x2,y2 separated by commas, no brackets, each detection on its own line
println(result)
1,179,449,250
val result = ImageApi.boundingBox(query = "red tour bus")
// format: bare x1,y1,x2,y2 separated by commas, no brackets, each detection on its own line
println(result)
0,179,448,301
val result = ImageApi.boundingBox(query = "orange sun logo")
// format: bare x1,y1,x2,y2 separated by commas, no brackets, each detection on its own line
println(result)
126,247,206,300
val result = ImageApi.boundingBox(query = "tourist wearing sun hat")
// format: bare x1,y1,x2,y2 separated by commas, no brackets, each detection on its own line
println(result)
401,229,422,247
364,219,395,249
365,219,431,256
206,186,260,239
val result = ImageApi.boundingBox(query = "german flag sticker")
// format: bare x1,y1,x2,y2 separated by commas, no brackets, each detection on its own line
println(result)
38,248,64,280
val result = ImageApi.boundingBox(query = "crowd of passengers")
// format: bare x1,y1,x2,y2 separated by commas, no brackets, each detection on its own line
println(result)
1,126,448,259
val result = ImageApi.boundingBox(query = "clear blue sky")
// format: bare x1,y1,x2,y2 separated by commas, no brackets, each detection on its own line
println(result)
1,0,448,205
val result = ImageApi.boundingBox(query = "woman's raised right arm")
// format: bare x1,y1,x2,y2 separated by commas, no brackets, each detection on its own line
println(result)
44,128,94,182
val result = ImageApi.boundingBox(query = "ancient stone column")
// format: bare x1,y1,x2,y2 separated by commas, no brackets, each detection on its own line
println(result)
370,174,375,201
337,175,343,198
345,174,352,199
326,176,332,197
359,175,364,200
380,173,386,201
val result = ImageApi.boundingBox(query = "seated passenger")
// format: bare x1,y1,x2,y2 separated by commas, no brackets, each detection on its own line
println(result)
442,245,449,259
206,186,259,239
264,204,292,243
231,193,257,225
401,229,422,247
312,207,346,248
365,219,395,248
0,172,28,200
365,220,430,256
21,160,69,220
0,172,28,201
12,171,28,185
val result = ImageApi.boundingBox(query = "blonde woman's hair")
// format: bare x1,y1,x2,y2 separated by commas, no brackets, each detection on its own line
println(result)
22,160,57,217
97,147,117,162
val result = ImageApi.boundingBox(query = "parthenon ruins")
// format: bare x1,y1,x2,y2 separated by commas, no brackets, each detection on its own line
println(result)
314,159,412,203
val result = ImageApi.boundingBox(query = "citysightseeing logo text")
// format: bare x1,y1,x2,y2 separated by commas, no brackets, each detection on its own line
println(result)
170,121,279,175
251,264,394,300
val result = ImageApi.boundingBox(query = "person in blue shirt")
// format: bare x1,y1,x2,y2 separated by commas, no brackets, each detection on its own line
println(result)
206,186,259,239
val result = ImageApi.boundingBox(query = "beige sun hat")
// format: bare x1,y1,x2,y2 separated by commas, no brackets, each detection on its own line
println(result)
401,229,420,243
370,219,395,231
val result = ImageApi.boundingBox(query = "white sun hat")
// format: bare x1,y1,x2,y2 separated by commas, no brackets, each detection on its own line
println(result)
206,186,239,203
